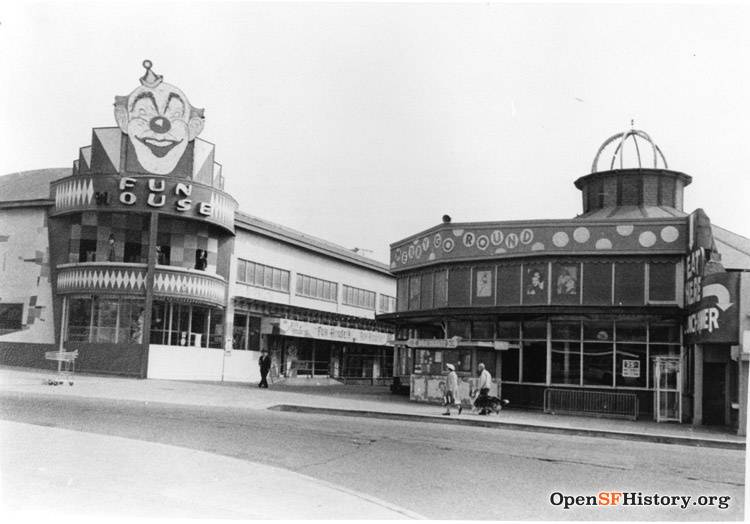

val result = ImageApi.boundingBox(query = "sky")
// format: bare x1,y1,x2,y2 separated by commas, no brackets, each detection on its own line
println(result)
1,1,749,264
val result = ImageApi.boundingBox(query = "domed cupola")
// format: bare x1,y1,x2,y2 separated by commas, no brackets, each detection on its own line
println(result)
574,125,692,219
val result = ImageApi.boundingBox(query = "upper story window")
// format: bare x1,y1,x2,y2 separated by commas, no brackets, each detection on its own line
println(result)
296,274,338,302
236,259,290,293
379,294,396,314
343,284,376,310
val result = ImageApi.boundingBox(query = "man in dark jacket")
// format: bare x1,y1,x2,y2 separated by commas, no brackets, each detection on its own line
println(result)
258,350,271,388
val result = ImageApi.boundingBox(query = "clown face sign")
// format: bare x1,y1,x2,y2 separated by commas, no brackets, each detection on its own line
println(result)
114,60,204,175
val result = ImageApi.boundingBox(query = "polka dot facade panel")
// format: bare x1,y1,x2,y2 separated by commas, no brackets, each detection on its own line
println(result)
390,220,687,268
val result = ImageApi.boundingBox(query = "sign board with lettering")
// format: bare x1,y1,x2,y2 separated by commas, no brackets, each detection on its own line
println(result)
277,318,392,346
50,174,237,233
622,359,641,378
390,220,687,270
684,272,740,344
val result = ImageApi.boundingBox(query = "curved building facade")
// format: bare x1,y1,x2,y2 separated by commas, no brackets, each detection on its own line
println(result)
379,128,750,432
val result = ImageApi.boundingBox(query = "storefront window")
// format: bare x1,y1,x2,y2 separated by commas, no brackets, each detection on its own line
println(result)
616,343,647,388
67,297,93,342
650,323,680,343
232,314,260,350
583,342,614,386
67,297,145,345
476,350,498,379
150,302,167,344
94,298,118,343
584,321,613,342
551,341,580,385
521,341,547,383
443,349,472,373
501,346,520,382
209,308,224,348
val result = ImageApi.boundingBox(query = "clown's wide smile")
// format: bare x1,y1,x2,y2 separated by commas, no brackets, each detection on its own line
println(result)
136,136,183,158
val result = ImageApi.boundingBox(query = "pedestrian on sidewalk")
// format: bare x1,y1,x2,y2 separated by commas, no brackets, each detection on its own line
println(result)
442,363,462,416
258,349,271,388
475,362,492,415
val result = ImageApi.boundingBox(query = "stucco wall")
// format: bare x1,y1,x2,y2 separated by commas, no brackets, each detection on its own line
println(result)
0,207,55,344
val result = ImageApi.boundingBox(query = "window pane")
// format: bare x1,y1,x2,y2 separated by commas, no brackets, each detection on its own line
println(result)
551,263,580,304
551,321,580,340
447,267,471,306
272,269,281,290
650,323,680,343
447,320,471,339
397,278,408,311
472,320,494,340
254,264,264,286
616,343,646,387
473,267,495,305
233,313,248,349
523,264,547,304
433,270,448,307
237,260,247,282
614,262,644,305
583,342,613,386
496,321,519,340
67,297,92,342
521,341,547,383
501,347,519,381
649,262,676,301
551,341,580,385
281,271,290,292
420,272,434,309
582,262,611,305
263,267,273,288
523,321,546,340
94,298,118,343
616,322,646,342
584,321,613,341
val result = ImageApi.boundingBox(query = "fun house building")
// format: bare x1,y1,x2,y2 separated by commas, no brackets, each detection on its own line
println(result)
378,129,750,434
0,61,396,385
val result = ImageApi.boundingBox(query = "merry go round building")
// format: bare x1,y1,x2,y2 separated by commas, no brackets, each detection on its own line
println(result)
378,129,750,433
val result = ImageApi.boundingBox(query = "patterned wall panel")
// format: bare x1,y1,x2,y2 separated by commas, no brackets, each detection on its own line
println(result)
56,265,147,294
391,219,688,271
153,269,226,306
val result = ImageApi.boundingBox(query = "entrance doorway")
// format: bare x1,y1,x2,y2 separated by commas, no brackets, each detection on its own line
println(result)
703,362,727,425
654,356,681,422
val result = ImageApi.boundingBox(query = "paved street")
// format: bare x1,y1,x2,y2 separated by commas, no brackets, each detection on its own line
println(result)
1,392,744,520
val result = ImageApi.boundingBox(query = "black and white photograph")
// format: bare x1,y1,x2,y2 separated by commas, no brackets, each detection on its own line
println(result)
1,1,749,521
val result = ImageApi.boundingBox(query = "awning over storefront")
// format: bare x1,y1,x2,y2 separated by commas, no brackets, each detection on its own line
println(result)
269,318,392,346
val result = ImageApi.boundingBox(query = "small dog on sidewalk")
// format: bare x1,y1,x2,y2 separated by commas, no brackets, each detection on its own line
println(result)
469,388,510,415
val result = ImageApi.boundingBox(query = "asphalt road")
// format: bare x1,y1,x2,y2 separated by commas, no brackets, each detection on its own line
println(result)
0,393,745,520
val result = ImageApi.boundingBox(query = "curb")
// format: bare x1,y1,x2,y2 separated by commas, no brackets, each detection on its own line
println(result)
268,405,746,451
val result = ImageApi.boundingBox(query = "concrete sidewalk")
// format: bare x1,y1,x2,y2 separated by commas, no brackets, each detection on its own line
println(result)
0,420,423,520
1,365,745,450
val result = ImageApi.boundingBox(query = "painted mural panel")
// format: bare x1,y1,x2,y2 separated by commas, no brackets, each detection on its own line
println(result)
0,208,55,344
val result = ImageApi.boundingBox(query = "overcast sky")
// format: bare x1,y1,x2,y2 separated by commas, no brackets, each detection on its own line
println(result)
2,1,748,263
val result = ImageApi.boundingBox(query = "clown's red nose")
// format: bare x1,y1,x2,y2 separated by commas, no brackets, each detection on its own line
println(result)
149,116,171,133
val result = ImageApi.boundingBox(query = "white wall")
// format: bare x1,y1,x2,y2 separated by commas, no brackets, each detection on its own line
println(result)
230,228,396,319
0,207,55,343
